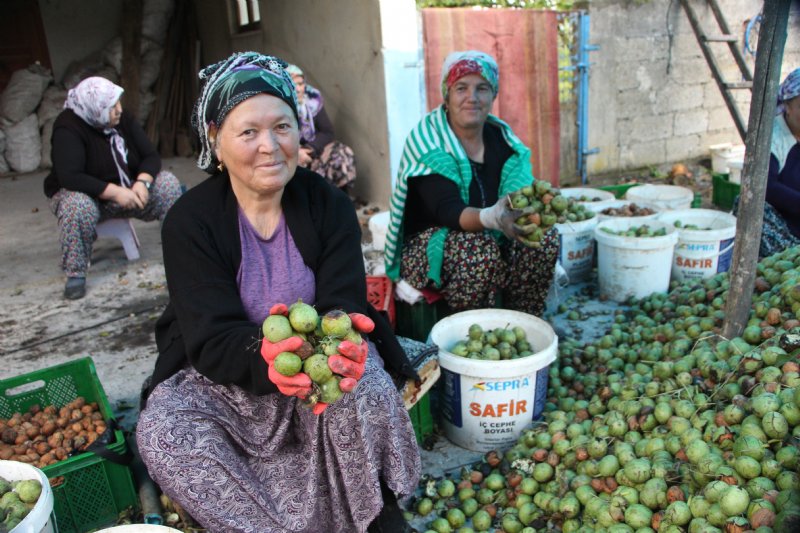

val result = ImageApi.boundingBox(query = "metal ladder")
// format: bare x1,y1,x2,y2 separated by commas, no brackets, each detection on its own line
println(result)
679,0,753,141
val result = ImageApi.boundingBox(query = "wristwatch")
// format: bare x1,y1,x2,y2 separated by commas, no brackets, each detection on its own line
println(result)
137,179,152,191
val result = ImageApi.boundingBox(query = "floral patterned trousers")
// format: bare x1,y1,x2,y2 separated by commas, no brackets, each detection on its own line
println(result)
307,141,357,191
48,171,182,277
733,196,800,258
400,227,560,316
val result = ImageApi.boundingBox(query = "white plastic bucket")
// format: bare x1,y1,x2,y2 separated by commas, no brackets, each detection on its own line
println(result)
587,200,661,222
594,219,679,301
656,209,737,281
0,460,56,533
559,187,616,208
727,158,744,184
429,309,557,452
368,211,390,251
709,142,733,173
625,184,694,211
554,216,598,283
709,143,745,174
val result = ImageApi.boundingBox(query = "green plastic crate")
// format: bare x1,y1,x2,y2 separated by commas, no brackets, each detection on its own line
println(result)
395,299,452,342
0,358,139,533
408,392,434,445
712,173,740,211
597,182,642,199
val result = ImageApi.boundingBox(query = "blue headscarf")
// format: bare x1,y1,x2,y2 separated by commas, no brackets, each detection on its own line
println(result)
777,67,800,115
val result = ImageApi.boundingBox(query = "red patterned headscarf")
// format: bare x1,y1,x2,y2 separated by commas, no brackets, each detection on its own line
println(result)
440,50,499,100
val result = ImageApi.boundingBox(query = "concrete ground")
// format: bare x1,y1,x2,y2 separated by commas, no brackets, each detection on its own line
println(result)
0,157,206,420
0,156,484,484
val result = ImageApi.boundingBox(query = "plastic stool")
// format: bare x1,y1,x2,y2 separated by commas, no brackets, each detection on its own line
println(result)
96,218,140,260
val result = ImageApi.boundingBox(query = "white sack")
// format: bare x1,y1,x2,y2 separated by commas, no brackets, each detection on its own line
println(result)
4,114,42,173
1,65,52,123
40,118,55,169
38,86,68,127
143,0,175,45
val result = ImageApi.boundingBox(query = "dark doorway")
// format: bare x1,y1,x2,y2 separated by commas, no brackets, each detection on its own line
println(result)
0,0,51,93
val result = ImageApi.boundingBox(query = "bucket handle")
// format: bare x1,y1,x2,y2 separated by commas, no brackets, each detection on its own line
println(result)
675,241,735,260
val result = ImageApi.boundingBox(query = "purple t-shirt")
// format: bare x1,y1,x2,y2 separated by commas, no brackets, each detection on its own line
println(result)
236,209,316,324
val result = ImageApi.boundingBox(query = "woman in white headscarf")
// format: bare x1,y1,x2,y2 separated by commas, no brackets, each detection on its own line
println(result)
44,76,182,299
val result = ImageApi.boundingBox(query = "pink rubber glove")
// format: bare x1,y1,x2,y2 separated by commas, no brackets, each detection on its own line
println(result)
328,340,368,381
269,303,288,316
337,339,369,364
310,340,368,415
260,336,303,364
261,336,311,399
348,312,375,334
267,365,312,399
311,402,329,415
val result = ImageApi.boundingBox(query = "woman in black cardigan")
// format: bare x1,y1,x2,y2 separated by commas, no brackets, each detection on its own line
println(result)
44,76,181,299
136,52,419,533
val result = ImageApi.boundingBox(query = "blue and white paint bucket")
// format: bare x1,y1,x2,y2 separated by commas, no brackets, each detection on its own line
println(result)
657,208,737,281
429,309,557,452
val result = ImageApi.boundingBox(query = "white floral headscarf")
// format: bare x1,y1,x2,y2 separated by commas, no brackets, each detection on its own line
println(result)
65,77,131,187
65,77,124,130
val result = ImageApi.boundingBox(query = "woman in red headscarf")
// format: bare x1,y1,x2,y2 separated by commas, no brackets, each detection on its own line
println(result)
385,50,559,316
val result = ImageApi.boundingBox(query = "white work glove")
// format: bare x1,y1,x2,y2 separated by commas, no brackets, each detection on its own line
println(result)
479,195,534,242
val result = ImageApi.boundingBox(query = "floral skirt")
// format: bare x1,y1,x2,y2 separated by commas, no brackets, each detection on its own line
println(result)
136,344,420,533
308,141,357,190
400,228,560,316
733,197,800,258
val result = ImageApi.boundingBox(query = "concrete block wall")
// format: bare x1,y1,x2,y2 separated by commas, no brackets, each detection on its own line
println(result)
586,0,800,177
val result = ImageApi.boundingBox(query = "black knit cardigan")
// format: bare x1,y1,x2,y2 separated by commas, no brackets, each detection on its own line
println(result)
146,167,417,399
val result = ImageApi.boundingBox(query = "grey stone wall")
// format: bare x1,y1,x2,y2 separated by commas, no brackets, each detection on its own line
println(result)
586,0,800,176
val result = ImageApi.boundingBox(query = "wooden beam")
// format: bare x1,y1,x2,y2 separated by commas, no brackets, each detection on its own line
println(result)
722,0,791,339
120,0,143,118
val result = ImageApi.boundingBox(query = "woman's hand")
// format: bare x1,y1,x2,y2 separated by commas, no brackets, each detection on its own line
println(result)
260,335,313,398
101,184,145,210
326,312,372,380
479,195,535,243
309,340,366,416
132,180,150,207
298,147,314,167
328,340,367,380
348,312,375,334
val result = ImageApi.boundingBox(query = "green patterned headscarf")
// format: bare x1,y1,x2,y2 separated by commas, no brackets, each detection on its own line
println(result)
193,52,298,173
